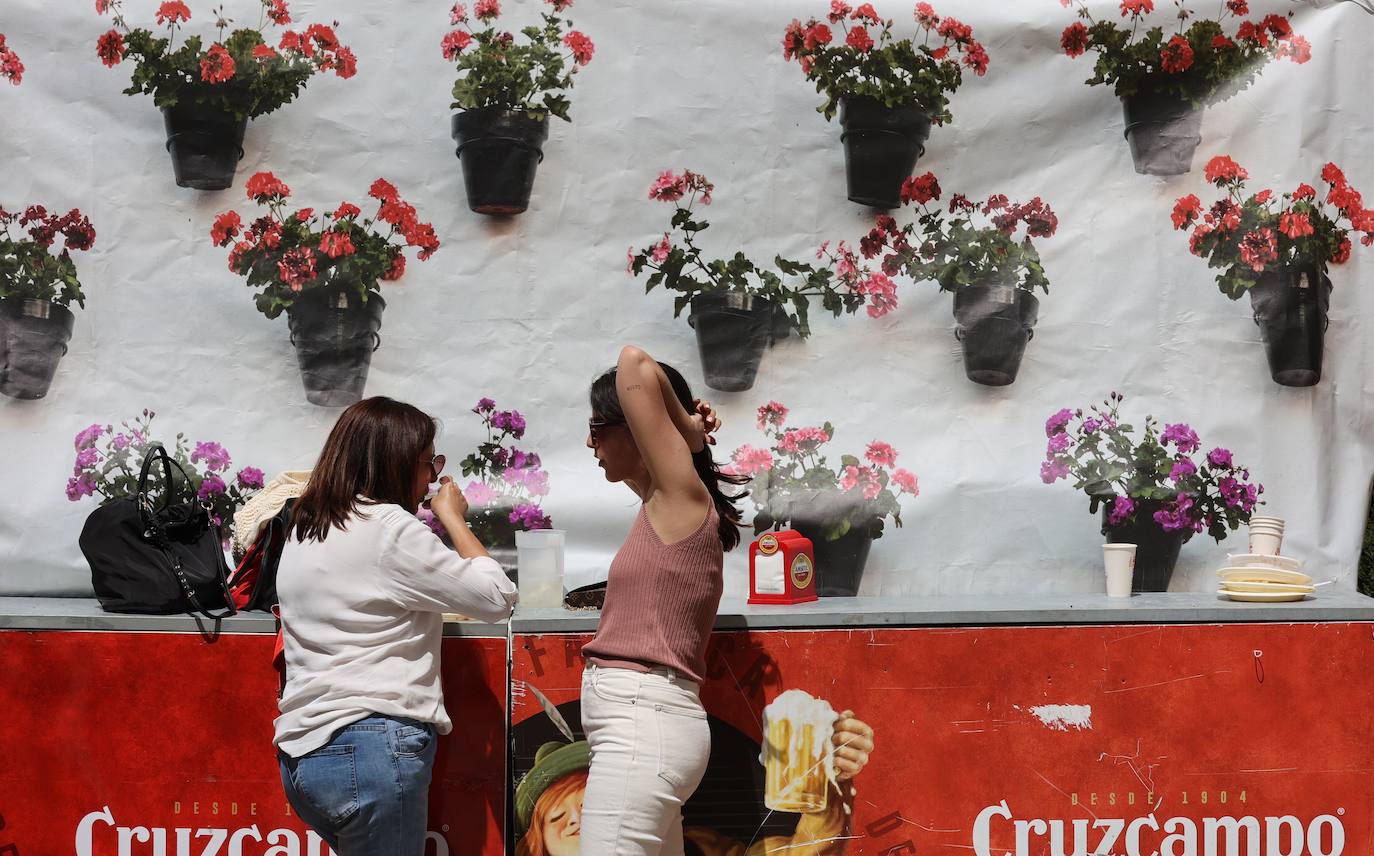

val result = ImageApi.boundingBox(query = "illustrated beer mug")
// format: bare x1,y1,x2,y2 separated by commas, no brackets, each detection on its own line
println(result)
760,689,836,813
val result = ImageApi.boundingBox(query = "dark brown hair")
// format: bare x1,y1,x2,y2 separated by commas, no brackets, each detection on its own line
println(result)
590,363,748,551
290,396,437,543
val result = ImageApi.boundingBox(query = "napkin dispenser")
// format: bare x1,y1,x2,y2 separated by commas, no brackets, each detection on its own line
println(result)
748,530,817,605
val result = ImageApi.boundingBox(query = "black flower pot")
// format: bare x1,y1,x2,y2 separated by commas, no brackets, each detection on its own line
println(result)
161,102,248,191
687,293,776,392
0,298,75,400
1100,500,1191,592
790,522,874,598
838,96,932,209
286,290,385,407
1120,91,1203,176
952,284,1039,386
451,108,550,216
1248,264,1332,387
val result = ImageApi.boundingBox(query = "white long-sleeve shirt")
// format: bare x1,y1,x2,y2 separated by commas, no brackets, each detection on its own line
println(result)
273,502,517,757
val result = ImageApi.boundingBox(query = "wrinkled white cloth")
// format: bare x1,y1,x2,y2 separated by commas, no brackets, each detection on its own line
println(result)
232,470,311,553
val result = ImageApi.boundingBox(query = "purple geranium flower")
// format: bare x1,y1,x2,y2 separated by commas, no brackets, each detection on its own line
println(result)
1153,494,1196,532
1168,457,1196,482
191,441,232,473
509,503,551,530
1206,447,1233,469
1081,417,1100,435
197,474,226,499
1047,433,1072,455
65,473,97,502
112,433,132,450
416,506,448,538
1045,408,1074,438
1161,423,1200,454
74,446,100,474
236,466,265,490
473,397,496,414
1107,495,1135,526
74,423,106,450
1039,458,1070,484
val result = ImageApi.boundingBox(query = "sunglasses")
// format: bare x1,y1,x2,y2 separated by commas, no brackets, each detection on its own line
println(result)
587,418,623,441
423,453,446,479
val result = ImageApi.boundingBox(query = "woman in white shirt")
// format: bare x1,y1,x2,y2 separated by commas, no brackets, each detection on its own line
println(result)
274,396,518,855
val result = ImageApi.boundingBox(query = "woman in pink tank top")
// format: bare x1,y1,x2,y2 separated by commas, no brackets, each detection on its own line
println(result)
575,345,747,855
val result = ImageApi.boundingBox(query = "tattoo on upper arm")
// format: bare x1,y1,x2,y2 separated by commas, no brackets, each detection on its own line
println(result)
622,383,643,392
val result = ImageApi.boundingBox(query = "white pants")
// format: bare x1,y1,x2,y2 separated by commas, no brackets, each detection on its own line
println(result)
579,663,711,855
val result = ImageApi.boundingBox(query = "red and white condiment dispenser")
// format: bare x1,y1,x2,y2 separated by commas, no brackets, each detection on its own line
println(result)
748,530,817,605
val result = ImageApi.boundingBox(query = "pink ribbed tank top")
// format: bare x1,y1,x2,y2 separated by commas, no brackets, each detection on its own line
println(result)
582,502,723,684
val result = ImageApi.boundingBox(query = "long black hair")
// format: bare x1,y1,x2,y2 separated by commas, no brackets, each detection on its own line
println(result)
590,363,748,551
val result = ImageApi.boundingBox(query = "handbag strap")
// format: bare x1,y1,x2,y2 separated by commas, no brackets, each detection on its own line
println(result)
137,445,238,621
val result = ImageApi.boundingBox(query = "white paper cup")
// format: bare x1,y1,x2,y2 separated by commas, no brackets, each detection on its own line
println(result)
1103,544,1137,598
1248,529,1283,556
1248,516,1285,529
516,529,566,608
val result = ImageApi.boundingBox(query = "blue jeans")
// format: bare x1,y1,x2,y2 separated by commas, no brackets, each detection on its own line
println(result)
278,715,437,856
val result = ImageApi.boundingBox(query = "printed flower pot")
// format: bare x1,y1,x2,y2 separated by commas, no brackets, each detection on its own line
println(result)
286,290,385,408
1120,92,1203,176
161,101,248,191
839,96,932,209
1100,499,1191,592
451,108,550,216
0,298,75,400
789,522,874,597
687,293,776,393
1248,264,1332,387
952,284,1039,387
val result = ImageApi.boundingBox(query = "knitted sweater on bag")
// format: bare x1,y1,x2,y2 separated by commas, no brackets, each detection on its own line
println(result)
583,503,723,684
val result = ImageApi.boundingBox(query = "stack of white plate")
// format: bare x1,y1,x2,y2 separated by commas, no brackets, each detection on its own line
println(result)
1216,554,1314,602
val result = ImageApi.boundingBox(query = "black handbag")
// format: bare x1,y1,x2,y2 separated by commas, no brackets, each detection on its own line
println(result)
79,444,238,619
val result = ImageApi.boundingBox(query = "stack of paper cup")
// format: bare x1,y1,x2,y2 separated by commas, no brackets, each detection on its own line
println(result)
1247,516,1285,556
1103,544,1137,598
516,529,566,608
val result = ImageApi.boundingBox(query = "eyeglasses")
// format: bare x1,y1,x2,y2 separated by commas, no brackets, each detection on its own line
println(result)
423,454,446,479
588,419,622,442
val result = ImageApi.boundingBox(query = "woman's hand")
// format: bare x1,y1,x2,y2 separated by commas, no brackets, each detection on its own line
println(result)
429,477,470,522
831,710,874,782
691,398,721,447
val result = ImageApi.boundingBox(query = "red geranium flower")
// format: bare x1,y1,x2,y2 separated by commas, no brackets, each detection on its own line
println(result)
253,44,278,60
936,17,972,43
442,30,473,59
1160,34,1193,73
1211,34,1235,50
369,178,399,203
267,0,291,25
1261,14,1292,38
318,230,356,258
1278,211,1314,239
1225,0,1248,14
1061,22,1090,58
828,1,853,23
210,211,242,247
850,3,880,23
96,29,125,67
1238,228,1278,272
1320,162,1346,185
914,2,939,27
246,171,291,202
155,1,191,26
563,30,594,66
382,253,406,281
1171,194,1202,230
333,202,361,220
846,27,874,52
277,247,317,291
1203,155,1248,185
962,41,989,75
1333,237,1351,263
901,172,941,205
474,0,500,21
1292,183,1317,200
1235,21,1268,46
1277,34,1311,64
200,44,235,84
803,22,833,50
1119,0,1152,16
331,46,357,79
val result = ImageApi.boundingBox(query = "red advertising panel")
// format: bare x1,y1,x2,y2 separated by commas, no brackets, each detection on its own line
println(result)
511,624,1374,856
0,631,507,856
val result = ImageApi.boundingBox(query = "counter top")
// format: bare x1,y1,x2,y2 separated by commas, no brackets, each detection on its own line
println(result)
0,597,507,637
4,591,1372,635
510,589,1374,633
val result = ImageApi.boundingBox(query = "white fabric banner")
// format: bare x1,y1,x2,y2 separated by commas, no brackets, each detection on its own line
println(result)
1,0,1370,598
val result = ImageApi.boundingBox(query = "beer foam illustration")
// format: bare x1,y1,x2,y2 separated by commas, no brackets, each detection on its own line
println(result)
760,689,838,812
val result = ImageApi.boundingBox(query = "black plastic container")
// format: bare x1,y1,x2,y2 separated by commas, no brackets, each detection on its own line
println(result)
452,108,550,216
838,96,932,209
286,290,385,407
0,298,75,400
952,284,1039,386
687,293,776,392
1101,499,1191,592
1120,91,1203,176
1248,264,1332,387
162,102,247,191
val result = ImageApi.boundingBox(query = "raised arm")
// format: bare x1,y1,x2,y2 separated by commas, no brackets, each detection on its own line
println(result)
616,345,708,500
